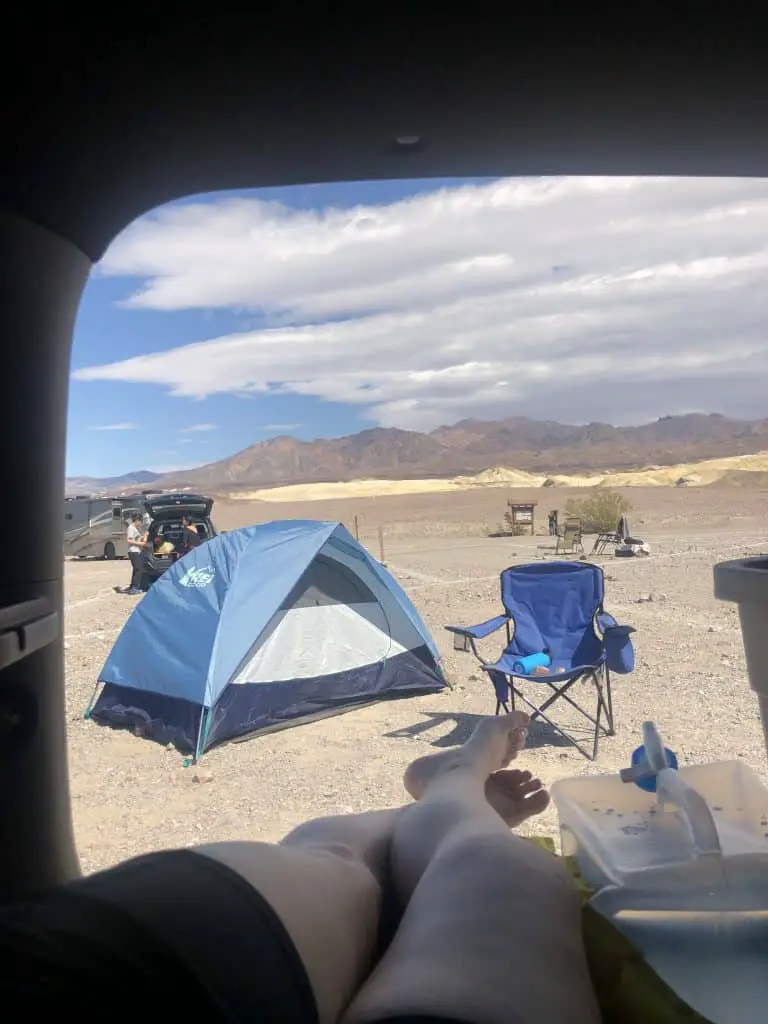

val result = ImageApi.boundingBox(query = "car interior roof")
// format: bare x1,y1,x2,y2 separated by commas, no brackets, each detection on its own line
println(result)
3,11,768,259
1,7,767,899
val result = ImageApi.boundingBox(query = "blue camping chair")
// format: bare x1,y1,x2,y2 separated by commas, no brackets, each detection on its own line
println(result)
445,561,635,760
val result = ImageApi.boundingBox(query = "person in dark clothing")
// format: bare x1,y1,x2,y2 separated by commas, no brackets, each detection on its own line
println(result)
0,715,599,1023
180,514,203,555
548,509,559,536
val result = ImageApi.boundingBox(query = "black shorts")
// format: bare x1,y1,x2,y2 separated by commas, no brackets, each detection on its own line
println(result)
0,849,465,1024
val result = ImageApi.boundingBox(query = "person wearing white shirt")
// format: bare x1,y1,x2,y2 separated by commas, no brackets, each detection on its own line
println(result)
125,514,148,594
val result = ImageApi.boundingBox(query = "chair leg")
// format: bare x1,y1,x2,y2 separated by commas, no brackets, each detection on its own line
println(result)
509,682,600,761
592,680,603,760
604,666,615,735
495,699,510,715
511,671,614,761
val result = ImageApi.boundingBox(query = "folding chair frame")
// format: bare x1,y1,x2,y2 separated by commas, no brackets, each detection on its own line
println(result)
445,561,628,761
555,518,585,557
591,531,619,555
493,663,615,761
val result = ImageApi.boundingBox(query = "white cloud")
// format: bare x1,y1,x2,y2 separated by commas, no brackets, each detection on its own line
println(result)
76,177,768,428
89,422,138,431
179,423,218,433
263,422,302,432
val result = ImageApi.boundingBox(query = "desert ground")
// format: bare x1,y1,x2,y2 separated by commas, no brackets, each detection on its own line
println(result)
65,484,768,874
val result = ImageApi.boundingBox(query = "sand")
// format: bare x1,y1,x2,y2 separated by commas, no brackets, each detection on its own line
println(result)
227,450,768,504
63,483,768,875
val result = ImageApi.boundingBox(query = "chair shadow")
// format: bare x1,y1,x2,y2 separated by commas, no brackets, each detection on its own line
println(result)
385,711,575,751
385,711,483,747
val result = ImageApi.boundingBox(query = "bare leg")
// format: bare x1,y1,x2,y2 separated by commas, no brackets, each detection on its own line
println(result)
191,713,533,1023
193,808,399,1024
344,716,600,1024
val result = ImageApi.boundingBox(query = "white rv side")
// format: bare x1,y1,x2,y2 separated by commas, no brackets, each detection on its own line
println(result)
63,495,142,560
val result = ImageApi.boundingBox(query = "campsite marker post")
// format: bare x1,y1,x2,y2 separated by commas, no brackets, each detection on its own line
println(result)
378,524,386,565
354,515,359,541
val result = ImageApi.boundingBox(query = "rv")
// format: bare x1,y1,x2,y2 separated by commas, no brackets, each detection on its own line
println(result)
63,494,144,560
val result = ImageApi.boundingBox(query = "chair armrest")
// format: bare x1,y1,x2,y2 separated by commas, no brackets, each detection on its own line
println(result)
598,612,635,634
445,614,508,640
606,624,635,637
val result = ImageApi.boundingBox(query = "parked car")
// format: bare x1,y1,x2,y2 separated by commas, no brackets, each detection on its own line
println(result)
141,492,216,587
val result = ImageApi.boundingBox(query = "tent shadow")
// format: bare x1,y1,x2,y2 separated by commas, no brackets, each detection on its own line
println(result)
385,711,574,751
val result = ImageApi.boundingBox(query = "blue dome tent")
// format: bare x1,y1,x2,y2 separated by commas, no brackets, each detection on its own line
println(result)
87,521,446,758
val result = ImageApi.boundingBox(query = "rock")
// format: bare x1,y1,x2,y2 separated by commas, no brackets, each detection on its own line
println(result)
63,641,71,650
636,594,654,603
192,771,214,784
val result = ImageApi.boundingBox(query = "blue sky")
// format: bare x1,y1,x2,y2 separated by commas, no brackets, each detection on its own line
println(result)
69,174,768,478
69,178,489,477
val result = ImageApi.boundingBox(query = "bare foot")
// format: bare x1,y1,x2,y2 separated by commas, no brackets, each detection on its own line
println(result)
403,713,530,801
485,769,550,827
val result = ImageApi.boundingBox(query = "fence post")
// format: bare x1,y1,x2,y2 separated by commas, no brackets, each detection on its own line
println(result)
378,524,386,565
353,515,359,541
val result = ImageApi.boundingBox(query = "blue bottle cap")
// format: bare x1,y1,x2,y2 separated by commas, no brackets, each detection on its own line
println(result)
630,743,678,793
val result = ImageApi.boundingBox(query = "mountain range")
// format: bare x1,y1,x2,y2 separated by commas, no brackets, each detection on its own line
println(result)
65,468,163,496
66,413,768,495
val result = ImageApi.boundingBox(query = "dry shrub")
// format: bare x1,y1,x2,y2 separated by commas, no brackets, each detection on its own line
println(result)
565,489,632,533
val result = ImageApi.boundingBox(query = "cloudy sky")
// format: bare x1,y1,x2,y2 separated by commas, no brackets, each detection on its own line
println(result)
68,175,768,477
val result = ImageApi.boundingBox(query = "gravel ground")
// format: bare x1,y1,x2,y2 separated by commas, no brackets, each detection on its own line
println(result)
64,502,768,875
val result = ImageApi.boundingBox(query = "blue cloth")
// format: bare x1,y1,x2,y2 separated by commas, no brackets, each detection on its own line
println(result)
511,652,551,674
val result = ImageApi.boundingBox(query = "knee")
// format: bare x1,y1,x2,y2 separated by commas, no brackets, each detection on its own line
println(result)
304,843,382,900
436,830,581,905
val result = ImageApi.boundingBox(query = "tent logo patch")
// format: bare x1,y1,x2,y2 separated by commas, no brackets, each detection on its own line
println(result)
179,566,216,588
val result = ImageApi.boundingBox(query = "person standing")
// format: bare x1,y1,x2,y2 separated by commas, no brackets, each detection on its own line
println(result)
124,513,148,594
548,509,559,536
180,515,202,556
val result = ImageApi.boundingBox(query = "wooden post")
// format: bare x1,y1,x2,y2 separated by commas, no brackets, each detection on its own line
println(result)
378,524,386,564
353,515,359,541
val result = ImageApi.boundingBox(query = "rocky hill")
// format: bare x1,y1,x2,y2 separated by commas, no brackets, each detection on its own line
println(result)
143,412,768,492
65,469,162,496
67,413,768,494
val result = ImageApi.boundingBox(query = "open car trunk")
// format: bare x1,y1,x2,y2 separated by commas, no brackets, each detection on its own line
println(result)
142,493,216,586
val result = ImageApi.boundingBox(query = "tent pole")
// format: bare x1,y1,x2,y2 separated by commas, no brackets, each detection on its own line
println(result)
83,680,101,719
192,706,211,765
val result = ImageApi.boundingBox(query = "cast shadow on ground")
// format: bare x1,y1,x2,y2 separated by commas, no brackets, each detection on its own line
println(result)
385,711,574,751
